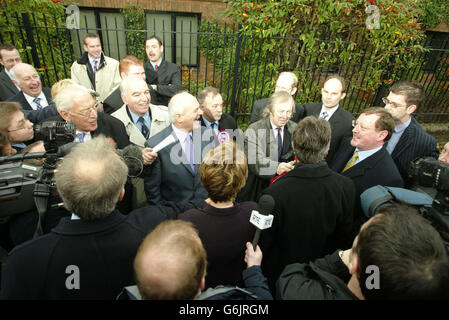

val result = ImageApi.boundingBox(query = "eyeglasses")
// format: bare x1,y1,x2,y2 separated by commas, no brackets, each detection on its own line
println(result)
69,103,99,117
8,117,30,132
352,119,371,131
382,97,407,109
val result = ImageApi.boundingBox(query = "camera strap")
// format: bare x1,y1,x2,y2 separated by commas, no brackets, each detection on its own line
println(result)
33,182,51,237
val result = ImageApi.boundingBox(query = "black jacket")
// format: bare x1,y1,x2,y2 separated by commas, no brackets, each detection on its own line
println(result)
304,103,354,165
330,140,404,227
389,117,439,187
144,59,182,106
276,250,358,300
45,112,130,149
1,200,205,300
0,69,19,101
259,161,355,292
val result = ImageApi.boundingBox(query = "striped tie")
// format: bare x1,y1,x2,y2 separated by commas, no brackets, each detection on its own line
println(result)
33,97,42,110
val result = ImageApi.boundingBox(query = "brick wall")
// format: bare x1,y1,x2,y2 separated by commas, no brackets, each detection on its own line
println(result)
74,0,228,21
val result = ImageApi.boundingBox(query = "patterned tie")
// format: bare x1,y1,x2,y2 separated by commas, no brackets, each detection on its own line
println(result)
33,97,42,110
76,133,86,143
211,122,218,140
155,64,158,71
276,127,283,160
342,151,359,173
320,111,329,120
93,60,98,73
185,134,195,172
138,117,150,139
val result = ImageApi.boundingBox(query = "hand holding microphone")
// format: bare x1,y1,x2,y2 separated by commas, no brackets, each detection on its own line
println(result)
250,194,275,250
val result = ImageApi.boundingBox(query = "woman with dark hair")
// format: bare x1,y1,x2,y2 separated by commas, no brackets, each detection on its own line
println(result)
179,142,256,289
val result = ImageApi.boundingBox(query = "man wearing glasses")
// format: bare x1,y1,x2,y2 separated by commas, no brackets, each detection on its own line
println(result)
382,80,439,187
0,101,34,152
250,72,304,124
330,107,403,231
53,84,130,149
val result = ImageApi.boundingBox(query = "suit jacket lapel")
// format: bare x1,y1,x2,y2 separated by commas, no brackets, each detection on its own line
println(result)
0,70,18,93
391,119,414,159
19,92,33,110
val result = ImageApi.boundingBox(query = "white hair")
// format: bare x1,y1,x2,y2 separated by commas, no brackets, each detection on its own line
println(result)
168,91,197,123
119,75,147,98
53,84,90,112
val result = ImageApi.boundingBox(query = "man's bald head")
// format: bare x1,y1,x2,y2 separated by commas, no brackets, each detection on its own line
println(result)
134,220,207,300
54,136,128,220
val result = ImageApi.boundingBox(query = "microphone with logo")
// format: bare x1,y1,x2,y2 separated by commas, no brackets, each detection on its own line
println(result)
250,194,275,250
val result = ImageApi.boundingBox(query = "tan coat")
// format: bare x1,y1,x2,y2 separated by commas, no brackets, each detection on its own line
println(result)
111,103,170,147
70,54,121,102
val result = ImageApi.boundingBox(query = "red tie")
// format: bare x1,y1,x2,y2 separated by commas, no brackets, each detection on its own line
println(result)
155,64,158,71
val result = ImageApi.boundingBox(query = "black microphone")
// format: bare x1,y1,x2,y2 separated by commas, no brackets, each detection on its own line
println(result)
251,194,275,250
116,144,144,177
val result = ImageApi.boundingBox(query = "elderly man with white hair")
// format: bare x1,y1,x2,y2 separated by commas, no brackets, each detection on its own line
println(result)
51,83,130,149
111,76,169,147
7,63,59,123
144,91,214,205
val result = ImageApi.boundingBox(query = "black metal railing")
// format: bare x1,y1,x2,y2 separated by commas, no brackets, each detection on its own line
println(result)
1,12,448,124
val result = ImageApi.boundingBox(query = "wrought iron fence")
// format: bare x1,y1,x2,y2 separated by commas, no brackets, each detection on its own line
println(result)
1,12,449,124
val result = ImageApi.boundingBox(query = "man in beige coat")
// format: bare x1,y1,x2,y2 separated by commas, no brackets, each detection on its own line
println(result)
112,76,169,209
112,76,170,147
70,33,121,102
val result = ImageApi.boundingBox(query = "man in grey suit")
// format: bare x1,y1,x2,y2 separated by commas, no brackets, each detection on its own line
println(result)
304,75,354,165
250,72,304,124
144,91,213,205
0,44,22,101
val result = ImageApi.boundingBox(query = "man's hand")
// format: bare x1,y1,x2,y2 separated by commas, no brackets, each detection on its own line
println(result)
141,147,158,165
244,242,263,268
276,160,295,175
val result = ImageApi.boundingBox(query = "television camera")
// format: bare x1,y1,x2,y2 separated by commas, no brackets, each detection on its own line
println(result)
0,121,75,235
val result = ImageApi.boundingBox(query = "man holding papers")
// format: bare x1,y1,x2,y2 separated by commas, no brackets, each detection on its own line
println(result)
144,91,214,205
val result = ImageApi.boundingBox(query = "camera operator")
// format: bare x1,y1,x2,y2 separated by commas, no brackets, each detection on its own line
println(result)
439,142,449,165
0,136,205,300
0,101,34,152
276,202,449,299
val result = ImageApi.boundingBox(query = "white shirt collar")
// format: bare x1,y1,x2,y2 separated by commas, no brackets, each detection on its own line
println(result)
319,104,339,120
356,145,383,163
23,91,47,110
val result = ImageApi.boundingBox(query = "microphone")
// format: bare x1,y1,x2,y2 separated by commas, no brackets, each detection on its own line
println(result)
116,144,144,177
250,194,275,250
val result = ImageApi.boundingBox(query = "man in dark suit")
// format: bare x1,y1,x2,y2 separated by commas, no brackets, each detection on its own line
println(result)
250,72,304,124
259,116,355,292
330,107,403,229
383,80,439,187
304,75,354,165
0,136,205,299
144,36,182,107
7,63,59,123
52,83,130,149
144,91,214,205
0,44,22,101
198,86,237,144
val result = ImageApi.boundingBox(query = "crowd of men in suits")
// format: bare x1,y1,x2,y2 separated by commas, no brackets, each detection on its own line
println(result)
0,34,448,300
